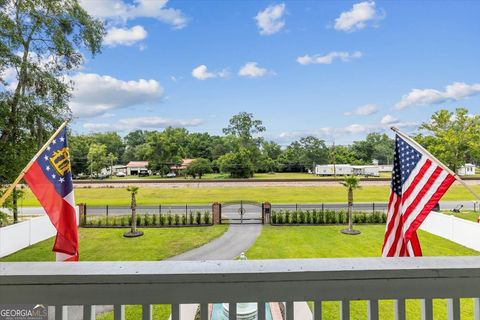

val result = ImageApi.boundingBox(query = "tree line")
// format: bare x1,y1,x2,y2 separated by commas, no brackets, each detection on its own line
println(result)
69,108,480,179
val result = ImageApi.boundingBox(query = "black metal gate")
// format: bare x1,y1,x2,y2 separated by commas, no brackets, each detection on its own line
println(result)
220,200,263,224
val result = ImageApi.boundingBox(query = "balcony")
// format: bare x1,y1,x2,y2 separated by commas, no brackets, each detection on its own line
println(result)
1,257,480,320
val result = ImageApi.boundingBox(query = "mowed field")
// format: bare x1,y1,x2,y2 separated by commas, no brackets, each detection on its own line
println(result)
247,225,479,320
18,184,480,206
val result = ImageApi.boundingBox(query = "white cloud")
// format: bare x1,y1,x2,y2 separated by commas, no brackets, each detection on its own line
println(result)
297,51,362,65
191,65,229,80
277,120,417,142
255,3,286,35
69,73,164,117
104,25,147,46
334,1,384,32
79,0,188,29
395,82,480,109
238,62,268,78
344,104,379,116
380,114,399,125
83,116,203,132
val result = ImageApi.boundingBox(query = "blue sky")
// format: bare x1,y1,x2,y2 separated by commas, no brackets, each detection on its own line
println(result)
70,0,480,144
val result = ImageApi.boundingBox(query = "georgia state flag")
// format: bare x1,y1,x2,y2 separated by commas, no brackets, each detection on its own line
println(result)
24,127,78,261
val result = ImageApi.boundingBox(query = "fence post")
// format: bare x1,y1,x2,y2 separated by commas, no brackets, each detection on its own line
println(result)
296,203,298,212
185,204,188,222
372,203,375,213
79,203,87,226
106,205,109,224
321,203,324,214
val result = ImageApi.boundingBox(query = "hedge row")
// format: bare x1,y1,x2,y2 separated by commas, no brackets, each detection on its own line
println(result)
271,209,387,225
84,210,211,227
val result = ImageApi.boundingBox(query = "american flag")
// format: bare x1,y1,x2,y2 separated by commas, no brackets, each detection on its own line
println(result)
382,134,456,257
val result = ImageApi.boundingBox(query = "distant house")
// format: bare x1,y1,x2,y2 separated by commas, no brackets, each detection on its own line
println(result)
126,161,149,176
457,163,476,176
100,165,127,176
170,159,194,174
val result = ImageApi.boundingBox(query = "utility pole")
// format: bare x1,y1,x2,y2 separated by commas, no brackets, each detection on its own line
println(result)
332,139,337,179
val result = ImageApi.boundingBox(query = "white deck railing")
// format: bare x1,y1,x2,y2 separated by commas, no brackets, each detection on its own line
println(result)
1,257,480,320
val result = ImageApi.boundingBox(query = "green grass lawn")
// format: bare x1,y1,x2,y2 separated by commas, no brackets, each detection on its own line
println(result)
441,210,479,222
17,184,480,206
1,225,227,320
0,225,227,262
247,225,478,320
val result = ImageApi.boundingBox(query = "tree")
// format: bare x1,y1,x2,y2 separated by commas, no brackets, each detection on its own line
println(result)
0,0,103,213
186,158,212,179
298,136,329,170
123,186,143,238
341,175,361,235
352,133,394,164
262,140,282,160
416,108,480,172
92,132,124,161
223,112,266,148
69,134,93,175
86,143,109,177
218,151,254,178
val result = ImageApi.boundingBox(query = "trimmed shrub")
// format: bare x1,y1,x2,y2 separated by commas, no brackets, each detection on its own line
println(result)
128,216,133,226
144,214,150,226
196,211,202,225
174,214,180,225
167,213,173,225
121,217,126,227
299,211,305,224
204,211,211,224
159,214,165,226
136,215,141,227
189,211,194,225
152,214,157,225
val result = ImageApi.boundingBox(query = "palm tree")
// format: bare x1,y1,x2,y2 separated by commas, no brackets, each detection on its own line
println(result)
124,186,144,237
341,175,361,235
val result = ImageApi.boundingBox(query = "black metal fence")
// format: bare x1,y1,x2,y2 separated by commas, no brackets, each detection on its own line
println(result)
271,203,388,213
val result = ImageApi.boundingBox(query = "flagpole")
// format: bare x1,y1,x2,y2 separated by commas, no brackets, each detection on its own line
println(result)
391,127,480,201
0,120,69,207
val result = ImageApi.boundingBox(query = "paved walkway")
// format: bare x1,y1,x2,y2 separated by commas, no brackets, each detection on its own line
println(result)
168,224,263,261
60,224,263,320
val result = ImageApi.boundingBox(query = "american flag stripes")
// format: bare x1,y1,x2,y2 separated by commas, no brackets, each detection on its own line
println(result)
382,134,456,257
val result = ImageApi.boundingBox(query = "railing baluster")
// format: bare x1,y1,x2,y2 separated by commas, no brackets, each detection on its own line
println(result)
368,300,379,320
83,305,95,320
474,298,480,320
285,301,294,320
340,300,350,320
142,304,152,320
200,303,209,320
447,298,460,320
229,303,237,320
171,304,180,320
421,299,433,320
257,302,266,320
114,305,125,320
313,301,322,320
394,299,406,320
55,305,67,320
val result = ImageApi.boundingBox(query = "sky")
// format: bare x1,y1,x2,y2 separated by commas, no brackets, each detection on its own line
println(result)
66,0,480,144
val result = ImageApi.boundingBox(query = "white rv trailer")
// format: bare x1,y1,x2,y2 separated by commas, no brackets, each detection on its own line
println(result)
314,164,353,176
457,163,476,176
315,164,380,177
352,165,380,177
